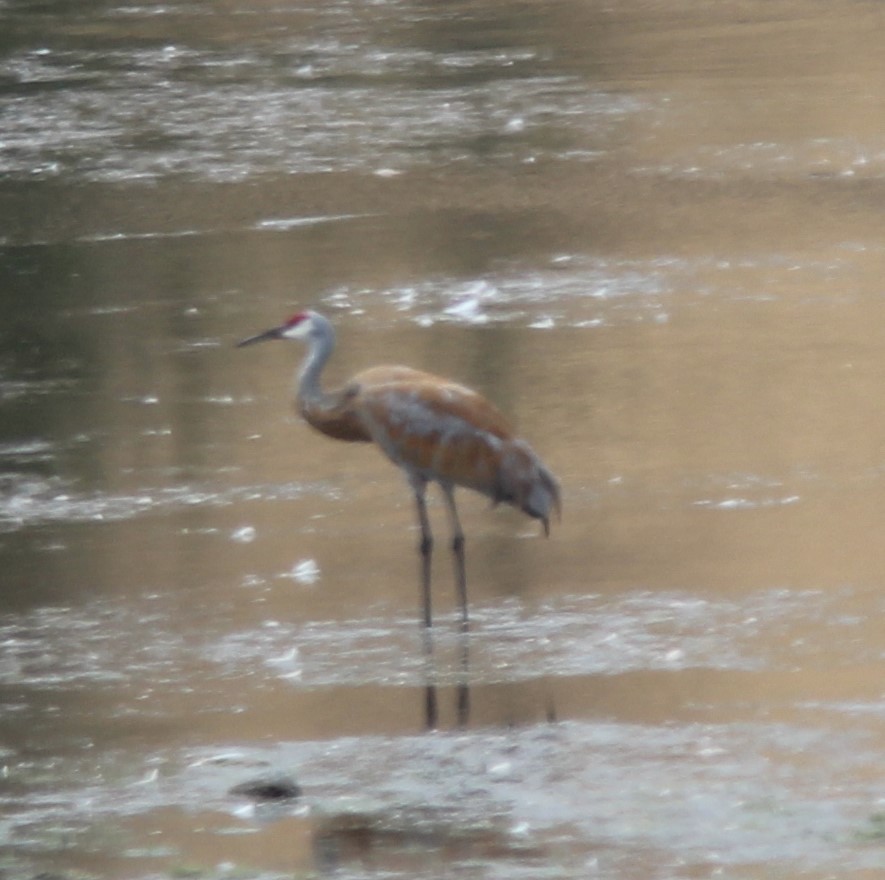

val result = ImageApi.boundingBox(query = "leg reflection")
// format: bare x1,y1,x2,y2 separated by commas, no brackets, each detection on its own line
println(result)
420,622,471,730
422,626,438,730
456,624,470,727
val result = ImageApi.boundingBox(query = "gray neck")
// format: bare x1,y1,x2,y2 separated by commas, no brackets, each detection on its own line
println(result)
296,314,336,404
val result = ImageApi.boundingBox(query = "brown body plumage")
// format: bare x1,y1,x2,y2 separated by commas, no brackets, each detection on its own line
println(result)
238,310,560,631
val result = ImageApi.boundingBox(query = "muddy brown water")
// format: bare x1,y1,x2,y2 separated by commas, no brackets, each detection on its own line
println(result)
3,1,885,878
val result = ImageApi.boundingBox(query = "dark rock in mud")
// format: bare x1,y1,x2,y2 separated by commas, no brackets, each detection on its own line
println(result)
229,772,302,801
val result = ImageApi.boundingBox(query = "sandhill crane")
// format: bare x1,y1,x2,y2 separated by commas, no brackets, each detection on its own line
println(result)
237,310,560,631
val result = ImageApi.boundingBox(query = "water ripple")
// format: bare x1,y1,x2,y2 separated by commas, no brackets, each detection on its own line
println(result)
0,475,333,533
0,31,636,182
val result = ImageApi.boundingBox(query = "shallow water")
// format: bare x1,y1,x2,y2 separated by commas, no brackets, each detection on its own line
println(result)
3,1,885,878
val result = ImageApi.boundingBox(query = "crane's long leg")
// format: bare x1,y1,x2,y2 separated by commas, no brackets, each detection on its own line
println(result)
412,477,433,629
441,485,468,632
411,477,438,728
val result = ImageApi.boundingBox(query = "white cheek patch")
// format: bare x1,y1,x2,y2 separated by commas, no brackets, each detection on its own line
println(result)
282,322,310,340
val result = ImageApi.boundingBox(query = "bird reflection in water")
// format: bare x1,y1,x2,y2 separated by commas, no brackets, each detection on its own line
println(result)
421,621,471,729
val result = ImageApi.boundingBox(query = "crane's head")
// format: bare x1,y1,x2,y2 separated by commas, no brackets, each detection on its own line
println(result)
236,310,325,347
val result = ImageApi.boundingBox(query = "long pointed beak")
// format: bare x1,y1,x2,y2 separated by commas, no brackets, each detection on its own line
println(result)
236,326,284,347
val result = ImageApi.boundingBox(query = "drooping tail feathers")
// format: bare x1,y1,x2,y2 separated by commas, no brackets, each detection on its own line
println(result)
494,439,561,535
